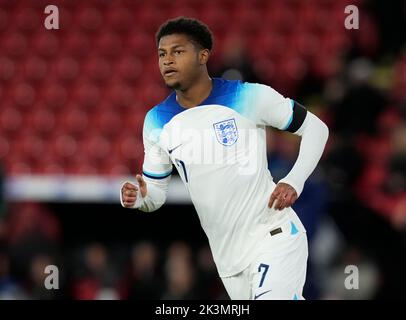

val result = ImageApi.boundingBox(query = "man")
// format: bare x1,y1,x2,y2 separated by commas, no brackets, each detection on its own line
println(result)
120,17,329,300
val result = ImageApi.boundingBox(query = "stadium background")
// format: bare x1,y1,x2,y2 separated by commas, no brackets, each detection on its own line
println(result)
0,0,405,299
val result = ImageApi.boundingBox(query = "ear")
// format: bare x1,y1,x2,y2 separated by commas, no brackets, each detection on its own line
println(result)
199,49,210,65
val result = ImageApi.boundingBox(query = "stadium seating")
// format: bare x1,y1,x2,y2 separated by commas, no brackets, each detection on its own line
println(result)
0,0,376,175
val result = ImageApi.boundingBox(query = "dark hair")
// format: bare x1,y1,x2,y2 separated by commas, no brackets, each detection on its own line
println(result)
155,17,213,50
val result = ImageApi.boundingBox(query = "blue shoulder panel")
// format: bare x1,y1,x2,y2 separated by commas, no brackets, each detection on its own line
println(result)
143,78,256,143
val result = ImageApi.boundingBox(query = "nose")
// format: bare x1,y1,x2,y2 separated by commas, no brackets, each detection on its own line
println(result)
163,54,175,66
163,58,174,66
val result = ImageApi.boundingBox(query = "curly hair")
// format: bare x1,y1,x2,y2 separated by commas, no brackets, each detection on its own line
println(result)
155,17,213,50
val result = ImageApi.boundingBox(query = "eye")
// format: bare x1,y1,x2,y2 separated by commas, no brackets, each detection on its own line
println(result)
159,52,165,58
174,50,183,55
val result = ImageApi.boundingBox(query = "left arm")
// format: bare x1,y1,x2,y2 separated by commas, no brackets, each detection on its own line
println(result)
269,110,329,210
239,82,329,210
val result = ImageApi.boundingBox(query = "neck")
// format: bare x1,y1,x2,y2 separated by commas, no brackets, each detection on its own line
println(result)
175,73,212,109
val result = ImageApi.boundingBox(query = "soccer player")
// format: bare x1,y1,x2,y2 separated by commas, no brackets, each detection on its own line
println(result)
120,17,329,300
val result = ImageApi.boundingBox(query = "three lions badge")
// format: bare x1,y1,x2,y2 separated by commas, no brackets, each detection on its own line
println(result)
213,118,238,146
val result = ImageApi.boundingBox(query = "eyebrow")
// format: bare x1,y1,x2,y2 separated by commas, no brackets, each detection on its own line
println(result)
158,45,186,52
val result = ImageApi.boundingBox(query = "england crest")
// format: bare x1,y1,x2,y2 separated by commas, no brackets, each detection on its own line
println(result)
213,118,238,146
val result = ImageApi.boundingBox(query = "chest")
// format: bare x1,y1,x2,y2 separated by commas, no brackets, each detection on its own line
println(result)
159,105,259,165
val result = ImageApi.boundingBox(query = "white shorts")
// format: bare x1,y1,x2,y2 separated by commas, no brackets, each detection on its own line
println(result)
221,219,308,300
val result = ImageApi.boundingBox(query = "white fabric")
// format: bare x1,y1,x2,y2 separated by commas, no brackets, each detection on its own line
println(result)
279,112,329,196
221,216,308,300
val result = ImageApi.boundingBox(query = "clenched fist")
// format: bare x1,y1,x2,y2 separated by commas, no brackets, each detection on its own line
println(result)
268,182,298,211
121,174,147,208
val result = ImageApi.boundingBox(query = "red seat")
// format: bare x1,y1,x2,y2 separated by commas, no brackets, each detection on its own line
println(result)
100,155,132,176
40,83,68,111
12,82,36,109
5,156,32,175
32,32,59,58
78,7,103,32
114,133,144,164
71,82,101,109
249,32,287,61
0,1,15,11
127,33,154,58
321,31,350,54
107,82,135,109
26,107,56,136
0,106,23,136
263,2,296,34
0,135,10,161
62,153,92,175
167,5,198,21
50,133,78,161
3,33,28,57
106,7,134,32
123,110,145,136
77,133,113,163
63,32,91,58
134,4,165,33
90,108,121,138
83,57,111,84
116,55,143,84
57,108,89,137
23,56,48,83
137,82,168,107
290,33,319,58
54,56,80,83
229,4,262,34
96,32,122,57
33,151,65,174
0,56,16,81
199,6,227,33
35,161,65,175
11,130,45,165
15,8,39,33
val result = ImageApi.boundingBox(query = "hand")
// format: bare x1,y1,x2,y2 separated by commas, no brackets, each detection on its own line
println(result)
121,174,147,208
268,182,298,211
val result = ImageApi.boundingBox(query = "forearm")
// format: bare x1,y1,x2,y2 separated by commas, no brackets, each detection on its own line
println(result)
139,175,170,212
279,112,329,196
120,175,170,212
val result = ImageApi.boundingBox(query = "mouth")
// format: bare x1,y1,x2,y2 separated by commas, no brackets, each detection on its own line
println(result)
164,69,178,77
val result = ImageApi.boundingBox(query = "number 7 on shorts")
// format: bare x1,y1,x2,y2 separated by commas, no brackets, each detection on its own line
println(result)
258,263,269,288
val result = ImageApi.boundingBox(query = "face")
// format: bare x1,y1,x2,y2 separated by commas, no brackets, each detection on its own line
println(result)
158,33,209,90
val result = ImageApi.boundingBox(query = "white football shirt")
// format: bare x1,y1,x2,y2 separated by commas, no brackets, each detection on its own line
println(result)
141,78,306,277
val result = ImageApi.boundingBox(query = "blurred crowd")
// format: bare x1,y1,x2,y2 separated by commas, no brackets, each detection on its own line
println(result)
0,203,226,300
265,53,406,299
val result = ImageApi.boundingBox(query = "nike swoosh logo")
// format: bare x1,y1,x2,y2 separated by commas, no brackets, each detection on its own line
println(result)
254,290,272,300
168,143,182,154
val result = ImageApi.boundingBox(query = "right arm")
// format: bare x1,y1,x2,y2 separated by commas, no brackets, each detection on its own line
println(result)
120,115,172,212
